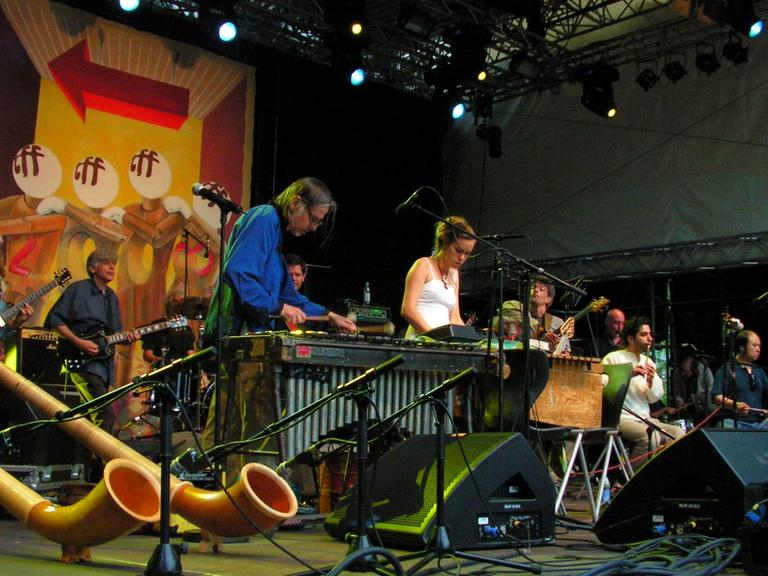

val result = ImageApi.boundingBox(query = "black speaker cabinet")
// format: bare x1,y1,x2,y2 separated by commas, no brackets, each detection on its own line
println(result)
324,432,555,550
0,333,80,466
19,327,65,385
594,429,768,574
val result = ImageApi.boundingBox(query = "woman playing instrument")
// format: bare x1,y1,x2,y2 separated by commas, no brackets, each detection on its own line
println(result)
401,216,476,338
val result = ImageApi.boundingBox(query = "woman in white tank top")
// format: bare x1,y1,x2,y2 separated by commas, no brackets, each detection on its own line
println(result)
401,216,476,339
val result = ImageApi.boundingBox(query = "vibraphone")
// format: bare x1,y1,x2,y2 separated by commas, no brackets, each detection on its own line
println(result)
222,333,487,461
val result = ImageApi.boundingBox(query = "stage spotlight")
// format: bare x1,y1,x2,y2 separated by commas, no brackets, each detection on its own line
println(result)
349,67,366,86
323,0,366,37
477,125,503,158
723,32,749,64
451,101,466,120
118,0,140,11
695,44,721,75
397,2,435,37
663,58,687,82
509,51,543,80
443,23,491,85
574,62,619,119
635,68,659,91
217,19,237,42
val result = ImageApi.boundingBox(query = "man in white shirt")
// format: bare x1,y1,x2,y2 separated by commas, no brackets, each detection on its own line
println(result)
602,316,684,465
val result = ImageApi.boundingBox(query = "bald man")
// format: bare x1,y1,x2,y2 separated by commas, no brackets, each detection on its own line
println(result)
595,308,625,359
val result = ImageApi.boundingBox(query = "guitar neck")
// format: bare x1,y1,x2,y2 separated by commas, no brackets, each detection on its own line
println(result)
104,321,174,345
0,278,59,323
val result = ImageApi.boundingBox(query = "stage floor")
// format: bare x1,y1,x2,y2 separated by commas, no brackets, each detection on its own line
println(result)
0,501,750,576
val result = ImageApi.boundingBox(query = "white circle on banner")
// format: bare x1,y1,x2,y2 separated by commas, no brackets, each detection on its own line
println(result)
72,156,119,208
193,181,232,229
12,144,62,199
129,149,172,199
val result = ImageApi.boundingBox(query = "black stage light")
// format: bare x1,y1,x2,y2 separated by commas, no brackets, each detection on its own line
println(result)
635,68,659,91
663,59,687,82
397,2,435,37
509,51,543,80
695,44,721,75
574,62,619,118
723,32,750,64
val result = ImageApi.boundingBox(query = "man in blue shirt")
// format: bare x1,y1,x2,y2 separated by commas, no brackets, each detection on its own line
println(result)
202,177,355,482
712,330,768,429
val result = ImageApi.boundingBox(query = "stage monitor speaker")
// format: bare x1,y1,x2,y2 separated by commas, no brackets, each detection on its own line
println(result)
19,327,65,385
594,429,768,574
324,432,555,550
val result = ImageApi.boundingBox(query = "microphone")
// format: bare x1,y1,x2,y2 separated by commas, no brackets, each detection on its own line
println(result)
336,354,405,392
753,290,768,305
132,346,216,385
418,367,477,401
395,187,424,216
192,183,243,214
478,233,526,241
275,446,320,476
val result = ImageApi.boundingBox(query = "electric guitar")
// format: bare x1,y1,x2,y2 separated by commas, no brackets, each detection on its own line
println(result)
535,296,610,353
0,268,72,328
58,316,188,371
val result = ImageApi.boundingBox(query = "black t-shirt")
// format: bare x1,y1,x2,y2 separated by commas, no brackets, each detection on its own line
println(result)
141,318,194,365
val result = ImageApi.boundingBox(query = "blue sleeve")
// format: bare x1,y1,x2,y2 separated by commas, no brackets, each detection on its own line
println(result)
224,209,284,315
280,267,327,317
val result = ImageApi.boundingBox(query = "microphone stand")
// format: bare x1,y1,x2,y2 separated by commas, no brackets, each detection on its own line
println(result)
208,199,239,486
137,348,215,576
402,201,584,439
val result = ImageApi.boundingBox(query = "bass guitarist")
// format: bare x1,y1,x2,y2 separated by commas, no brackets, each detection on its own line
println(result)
0,271,34,362
45,250,139,437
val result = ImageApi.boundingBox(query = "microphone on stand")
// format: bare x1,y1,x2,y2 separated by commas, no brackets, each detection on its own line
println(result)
478,233,526,241
395,187,425,216
192,183,243,214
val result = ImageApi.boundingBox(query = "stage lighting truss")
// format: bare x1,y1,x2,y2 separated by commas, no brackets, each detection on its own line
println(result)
695,43,721,74
574,61,619,118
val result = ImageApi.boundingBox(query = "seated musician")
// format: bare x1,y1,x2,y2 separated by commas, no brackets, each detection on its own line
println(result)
602,316,684,466
200,178,355,482
45,250,139,437
712,330,768,429
401,216,476,339
497,279,574,356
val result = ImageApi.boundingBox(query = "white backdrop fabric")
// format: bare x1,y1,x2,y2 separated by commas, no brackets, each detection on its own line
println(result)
442,35,768,265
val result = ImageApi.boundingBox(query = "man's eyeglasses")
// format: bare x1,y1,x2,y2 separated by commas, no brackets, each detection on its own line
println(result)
301,199,325,226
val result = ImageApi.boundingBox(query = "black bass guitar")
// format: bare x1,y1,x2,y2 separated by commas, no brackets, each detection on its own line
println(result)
0,268,71,328
58,316,188,371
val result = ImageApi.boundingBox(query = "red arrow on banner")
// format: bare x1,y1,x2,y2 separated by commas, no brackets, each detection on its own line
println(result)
49,40,189,129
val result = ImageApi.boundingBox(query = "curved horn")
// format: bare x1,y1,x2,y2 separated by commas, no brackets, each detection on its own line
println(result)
0,364,297,536
0,458,160,562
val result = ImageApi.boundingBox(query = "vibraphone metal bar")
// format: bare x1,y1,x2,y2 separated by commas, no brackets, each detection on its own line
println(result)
222,333,486,461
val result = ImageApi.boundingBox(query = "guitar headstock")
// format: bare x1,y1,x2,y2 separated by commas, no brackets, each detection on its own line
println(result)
590,297,610,313
168,315,189,329
55,268,72,287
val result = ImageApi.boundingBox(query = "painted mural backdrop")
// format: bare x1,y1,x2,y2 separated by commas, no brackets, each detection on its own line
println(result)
0,0,255,437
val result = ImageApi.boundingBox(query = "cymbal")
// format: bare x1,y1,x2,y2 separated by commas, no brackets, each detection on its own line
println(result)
167,296,210,319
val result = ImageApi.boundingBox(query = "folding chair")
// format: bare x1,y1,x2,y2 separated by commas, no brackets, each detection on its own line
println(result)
552,362,634,522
